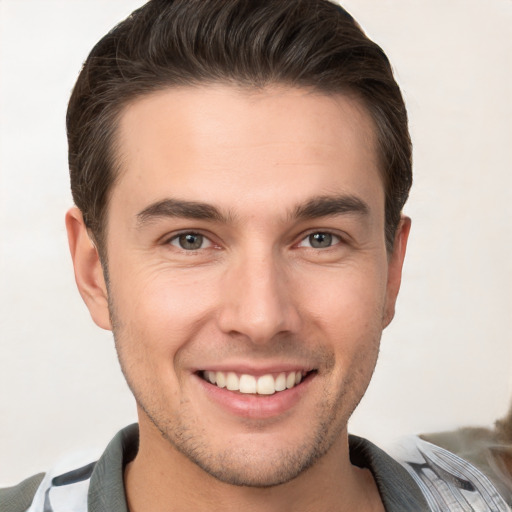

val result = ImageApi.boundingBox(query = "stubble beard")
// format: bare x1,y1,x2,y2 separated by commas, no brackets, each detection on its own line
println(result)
136,383,351,488
108,295,380,488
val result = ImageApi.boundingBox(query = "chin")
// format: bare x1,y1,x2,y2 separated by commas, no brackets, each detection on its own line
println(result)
148,407,343,488
175,438,328,488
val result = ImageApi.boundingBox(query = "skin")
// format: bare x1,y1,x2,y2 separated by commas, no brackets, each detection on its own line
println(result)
66,85,410,512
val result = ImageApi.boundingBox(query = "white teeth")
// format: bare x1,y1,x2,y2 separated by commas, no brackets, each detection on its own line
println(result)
257,374,276,395
226,372,239,391
204,370,308,394
275,373,286,392
239,374,257,393
215,371,226,388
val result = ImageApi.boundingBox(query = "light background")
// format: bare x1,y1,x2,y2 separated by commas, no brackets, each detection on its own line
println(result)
0,0,511,485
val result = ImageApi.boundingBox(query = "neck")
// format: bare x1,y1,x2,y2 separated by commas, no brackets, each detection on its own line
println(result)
124,421,384,512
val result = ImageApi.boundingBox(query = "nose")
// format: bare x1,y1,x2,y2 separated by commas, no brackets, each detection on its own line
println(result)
217,251,301,344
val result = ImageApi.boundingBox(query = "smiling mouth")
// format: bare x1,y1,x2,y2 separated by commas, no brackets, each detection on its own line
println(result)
199,370,315,395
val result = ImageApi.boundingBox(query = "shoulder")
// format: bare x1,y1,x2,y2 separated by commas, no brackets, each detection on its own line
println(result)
349,435,431,511
0,473,45,512
0,425,138,512
0,453,100,512
388,435,511,512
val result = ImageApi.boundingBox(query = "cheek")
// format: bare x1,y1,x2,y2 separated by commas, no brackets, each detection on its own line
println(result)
294,262,386,379
297,262,388,331
116,262,218,319
109,264,221,369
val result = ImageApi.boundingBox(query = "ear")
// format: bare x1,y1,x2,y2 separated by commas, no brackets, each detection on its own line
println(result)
65,207,112,330
382,215,411,328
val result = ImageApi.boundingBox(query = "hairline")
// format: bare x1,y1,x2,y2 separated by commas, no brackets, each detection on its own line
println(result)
90,80,394,262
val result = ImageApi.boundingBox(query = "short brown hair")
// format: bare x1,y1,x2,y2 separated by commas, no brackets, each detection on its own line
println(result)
67,0,412,253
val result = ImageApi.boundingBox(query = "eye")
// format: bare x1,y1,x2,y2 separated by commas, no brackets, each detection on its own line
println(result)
169,232,212,251
299,232,341,249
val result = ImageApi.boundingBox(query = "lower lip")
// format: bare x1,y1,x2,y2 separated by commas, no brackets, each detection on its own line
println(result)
194,373,315,420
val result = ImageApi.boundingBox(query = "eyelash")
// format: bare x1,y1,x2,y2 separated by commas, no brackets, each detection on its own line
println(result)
165,230,344,252
167,232,214,251
297,231,343,250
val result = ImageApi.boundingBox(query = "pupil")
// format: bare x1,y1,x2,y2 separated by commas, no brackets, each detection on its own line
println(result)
310,232,332,248
179,233,202,250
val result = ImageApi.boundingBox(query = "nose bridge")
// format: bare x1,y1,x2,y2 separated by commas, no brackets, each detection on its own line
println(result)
217,244,299,343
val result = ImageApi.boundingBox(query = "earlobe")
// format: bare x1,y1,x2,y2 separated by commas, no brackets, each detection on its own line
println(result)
65,207,112,330
382,216,411,328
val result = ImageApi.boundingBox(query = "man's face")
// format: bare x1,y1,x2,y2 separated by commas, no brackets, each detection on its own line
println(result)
80,85,408,486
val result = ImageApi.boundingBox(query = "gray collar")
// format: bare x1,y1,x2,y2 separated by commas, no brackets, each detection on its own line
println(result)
87,424,429,512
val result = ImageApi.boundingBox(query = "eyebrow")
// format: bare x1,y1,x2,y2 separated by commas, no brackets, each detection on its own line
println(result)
137,199,229,226
136,194,369,227
292,195,370,220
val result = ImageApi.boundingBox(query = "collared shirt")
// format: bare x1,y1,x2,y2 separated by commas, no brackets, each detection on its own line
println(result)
2,424,509,512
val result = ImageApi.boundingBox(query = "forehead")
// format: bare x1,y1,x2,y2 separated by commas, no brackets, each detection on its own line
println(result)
112,84,383,221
